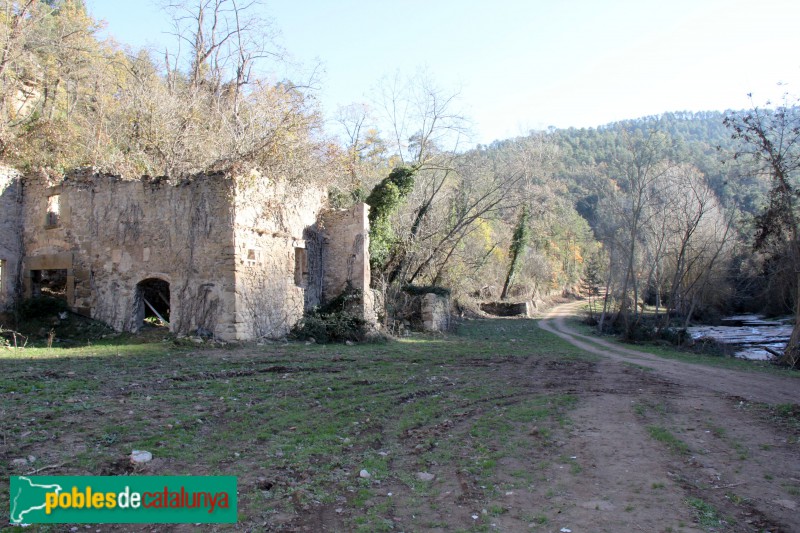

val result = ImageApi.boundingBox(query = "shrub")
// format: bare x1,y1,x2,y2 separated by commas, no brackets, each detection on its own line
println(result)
292,311,367,343
292,286,369,343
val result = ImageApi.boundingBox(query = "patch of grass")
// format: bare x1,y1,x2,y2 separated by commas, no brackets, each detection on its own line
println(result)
686,497,722,528
646,425,690,454
760,402,800,434
488,504,506,516
726,492,748,505
776,403,799,417
730,440,749,460
706,422,726,438
622,361,654,372
558,454,583,475
783,483,800,496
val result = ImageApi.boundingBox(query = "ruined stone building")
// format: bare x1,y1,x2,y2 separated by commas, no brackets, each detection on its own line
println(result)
0,166,375,340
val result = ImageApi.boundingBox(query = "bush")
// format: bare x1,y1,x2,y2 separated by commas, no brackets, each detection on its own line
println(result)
17,296,69,320
292,311,367,343
292,286,369,343
319,286,364,314
660,327,688,345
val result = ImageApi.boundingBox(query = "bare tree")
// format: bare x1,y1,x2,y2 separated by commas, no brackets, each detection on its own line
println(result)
334,102,386,186
659,165,727,322
601,127,673,336
376,69,470,167
163,0,279,96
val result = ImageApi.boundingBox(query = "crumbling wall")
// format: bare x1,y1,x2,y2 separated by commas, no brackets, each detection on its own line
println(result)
21,169,238,338
421,293,451,332
320,203,375,322
0,166,23,310
480,301,533,317
232,171,327,340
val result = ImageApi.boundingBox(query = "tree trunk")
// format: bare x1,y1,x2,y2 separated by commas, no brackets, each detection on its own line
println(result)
597,250,614,333
780,271,800,368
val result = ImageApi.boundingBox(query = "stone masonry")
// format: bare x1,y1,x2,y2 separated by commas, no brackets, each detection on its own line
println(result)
320,203,375,322
0,166,23,310
421,293,450,332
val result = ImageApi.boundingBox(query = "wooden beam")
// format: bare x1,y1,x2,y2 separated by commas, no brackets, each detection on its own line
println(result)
143,297,169,326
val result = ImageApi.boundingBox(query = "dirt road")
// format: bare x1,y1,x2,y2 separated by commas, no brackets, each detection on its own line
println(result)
540,301,798,404
536,300,800,532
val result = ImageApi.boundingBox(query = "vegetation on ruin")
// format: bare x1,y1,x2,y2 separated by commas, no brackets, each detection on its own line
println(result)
0,0,332,181
365,166,416,270
291,286,371,343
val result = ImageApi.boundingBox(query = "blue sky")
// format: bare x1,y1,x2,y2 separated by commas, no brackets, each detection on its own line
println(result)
85,0,800,145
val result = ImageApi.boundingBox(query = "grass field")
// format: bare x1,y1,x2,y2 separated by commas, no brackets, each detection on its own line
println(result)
1,319,594,531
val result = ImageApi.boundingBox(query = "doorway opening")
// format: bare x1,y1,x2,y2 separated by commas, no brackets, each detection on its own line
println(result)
135,278,170,328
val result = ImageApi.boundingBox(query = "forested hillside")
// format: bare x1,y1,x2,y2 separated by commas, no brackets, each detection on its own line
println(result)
3,1,799,363
538,108,800,366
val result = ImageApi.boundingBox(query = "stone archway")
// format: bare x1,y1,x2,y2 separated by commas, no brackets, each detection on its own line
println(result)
134,278,170,329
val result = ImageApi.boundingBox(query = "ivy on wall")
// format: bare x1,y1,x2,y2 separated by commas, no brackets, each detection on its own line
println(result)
365,166,416,271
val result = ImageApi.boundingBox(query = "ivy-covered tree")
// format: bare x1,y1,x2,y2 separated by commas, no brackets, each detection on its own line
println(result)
501,206,530,300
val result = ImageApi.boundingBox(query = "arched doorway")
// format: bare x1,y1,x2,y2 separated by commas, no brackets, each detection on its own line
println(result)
135,278,170,328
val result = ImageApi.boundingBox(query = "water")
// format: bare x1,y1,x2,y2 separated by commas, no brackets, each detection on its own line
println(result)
687,314,793,360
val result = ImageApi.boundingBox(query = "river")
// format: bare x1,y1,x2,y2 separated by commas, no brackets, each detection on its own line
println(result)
687,315,793,360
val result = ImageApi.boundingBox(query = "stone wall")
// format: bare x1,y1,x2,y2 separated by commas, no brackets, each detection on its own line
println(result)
480,301,533,317
231,171,327,340
421,293,450,332
0,166,22,309
21,169,238,338
320,203,375,322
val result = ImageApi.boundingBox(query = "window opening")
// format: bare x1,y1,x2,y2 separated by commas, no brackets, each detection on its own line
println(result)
294,247,308,286
46,195,60,227
31,269,68,300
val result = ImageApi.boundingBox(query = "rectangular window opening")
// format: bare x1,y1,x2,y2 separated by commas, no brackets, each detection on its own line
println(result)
245,248,257,266
31,269,68,301
46,194,60,227
294,247,307,287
